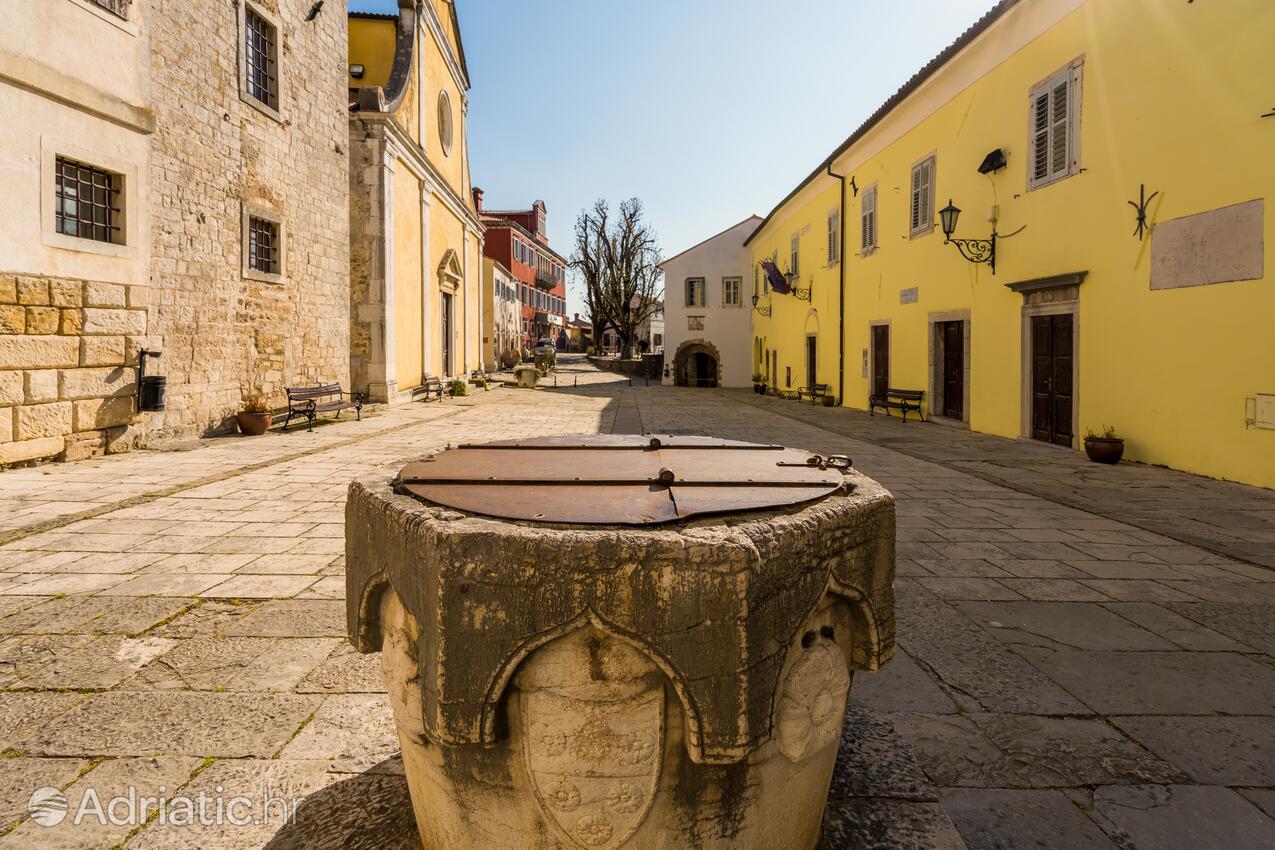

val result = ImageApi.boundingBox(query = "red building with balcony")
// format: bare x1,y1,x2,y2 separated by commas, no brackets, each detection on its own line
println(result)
473,189,568,351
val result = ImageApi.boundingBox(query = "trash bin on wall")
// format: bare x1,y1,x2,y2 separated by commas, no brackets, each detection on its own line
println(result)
346,434,896,850
138,375,166,411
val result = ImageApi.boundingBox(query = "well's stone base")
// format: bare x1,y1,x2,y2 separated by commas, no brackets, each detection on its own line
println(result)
379,590,853,850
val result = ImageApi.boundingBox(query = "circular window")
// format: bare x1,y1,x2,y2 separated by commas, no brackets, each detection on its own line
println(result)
437,91,454,156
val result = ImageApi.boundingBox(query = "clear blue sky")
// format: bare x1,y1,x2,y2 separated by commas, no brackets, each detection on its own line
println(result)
350,0,995,312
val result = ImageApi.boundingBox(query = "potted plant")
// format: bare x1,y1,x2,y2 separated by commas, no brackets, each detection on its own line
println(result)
822,394,837,408
1084,425,1125,464
237,393,273,436
449,378,468,397
752,373,766,394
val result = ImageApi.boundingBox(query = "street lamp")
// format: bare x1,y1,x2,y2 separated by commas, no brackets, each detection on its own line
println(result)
751,294,771,316
939,198,996,274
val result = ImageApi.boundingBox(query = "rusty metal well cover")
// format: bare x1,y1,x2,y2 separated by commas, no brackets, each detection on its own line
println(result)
396,434,852,525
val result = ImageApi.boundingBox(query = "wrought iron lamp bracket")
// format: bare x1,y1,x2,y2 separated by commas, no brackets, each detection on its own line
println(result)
944,235,997,274
791,283,813,302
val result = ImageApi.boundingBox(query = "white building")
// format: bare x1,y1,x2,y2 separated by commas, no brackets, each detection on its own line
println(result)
660,216,761,388
482,257,520,369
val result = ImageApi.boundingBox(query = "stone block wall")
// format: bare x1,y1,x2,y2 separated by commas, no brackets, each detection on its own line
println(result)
0,273,149,465
146,0,350,438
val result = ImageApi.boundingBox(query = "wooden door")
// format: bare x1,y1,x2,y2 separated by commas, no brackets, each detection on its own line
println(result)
1031,314,1074,446
941,321,964,419
441,293,453,377
806,336,818,388
871,325,889,400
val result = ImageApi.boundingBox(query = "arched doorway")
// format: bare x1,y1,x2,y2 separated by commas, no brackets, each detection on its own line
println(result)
673,340,720,388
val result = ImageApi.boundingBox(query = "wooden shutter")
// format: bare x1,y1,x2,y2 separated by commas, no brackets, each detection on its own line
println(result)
1048,76,1070,178
1030,67,1075,188
827,210,839,264
910,158,933,234
791,234,800,277
861,186,876,252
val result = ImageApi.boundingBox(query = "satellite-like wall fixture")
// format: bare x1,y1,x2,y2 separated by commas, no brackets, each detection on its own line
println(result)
977,148,1007,174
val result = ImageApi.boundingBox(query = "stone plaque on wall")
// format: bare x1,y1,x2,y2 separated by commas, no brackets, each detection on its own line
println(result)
899,287,919,304
1151,199,1264,290
687,316,704,331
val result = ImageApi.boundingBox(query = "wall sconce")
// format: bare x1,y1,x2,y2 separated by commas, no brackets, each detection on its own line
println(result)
349,64,365,79
751,294,772,316
939,199,997,274
790,281,813,301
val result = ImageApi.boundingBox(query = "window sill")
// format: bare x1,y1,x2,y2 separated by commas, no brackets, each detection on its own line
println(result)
243,269,284,284
858,247,879,258
43,230,133,259
909,225,936,240
240,91,284,125
67,0,139,36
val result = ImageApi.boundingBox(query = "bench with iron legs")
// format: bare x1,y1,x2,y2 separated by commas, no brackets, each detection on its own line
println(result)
870,388,926,422
283,383,363,432
798,383,831,404
412,375,446,403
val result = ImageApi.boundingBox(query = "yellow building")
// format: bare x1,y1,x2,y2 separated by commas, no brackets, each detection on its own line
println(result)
748,0,1275,489
348,0,483,401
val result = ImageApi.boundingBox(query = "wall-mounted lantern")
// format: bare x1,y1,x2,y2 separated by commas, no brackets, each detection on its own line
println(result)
939,199,997,275
751,294,772,316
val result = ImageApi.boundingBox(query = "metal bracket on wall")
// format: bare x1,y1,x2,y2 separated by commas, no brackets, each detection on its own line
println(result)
1128,183,1159,240
1262,108,1275,118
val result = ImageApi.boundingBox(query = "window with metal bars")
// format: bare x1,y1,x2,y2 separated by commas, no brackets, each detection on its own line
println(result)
244,5,279,110
55,157,122,244
247,216,280,275
90,0,132,19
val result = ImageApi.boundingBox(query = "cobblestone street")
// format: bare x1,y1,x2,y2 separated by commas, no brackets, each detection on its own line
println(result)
1,356,1272,849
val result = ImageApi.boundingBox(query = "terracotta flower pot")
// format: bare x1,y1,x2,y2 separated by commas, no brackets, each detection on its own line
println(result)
821,395,836,407
236,412,273,436
1084,437,1124,464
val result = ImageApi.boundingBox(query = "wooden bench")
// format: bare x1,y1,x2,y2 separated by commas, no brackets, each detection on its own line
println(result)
798,383,831,404
413,375,446,403
283,383,363,432
870,388,926,422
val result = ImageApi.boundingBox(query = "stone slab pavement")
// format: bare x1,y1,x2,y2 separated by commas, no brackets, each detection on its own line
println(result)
0,354,1270,849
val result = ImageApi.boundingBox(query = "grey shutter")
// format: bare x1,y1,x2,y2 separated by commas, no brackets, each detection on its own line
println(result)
910,166,922,231
1049,76,1071,178
827,210,839,263
861,186,876,251
1031,88,1051,185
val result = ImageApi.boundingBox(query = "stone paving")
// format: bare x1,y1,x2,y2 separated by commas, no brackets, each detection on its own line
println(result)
0,354,1271,849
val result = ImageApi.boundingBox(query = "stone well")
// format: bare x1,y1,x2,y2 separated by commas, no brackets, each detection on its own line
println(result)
346,435,895,850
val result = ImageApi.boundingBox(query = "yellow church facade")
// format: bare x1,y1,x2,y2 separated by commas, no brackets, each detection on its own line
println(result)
348,0,483,402
748,0,1275,489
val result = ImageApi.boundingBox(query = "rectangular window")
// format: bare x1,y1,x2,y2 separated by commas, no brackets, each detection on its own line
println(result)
685,277,705,308
861,184,877,253
247,215,280,275
722,277,742,307
244,4,279,111
910,156,935,236
54,156,121,244
827,209,840,264
1029,62,1080,190
790,234,800,277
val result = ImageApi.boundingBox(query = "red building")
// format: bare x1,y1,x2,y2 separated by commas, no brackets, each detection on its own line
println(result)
474,189,568,351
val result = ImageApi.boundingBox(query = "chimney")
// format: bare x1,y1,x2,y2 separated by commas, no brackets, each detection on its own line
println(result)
471,187,484,212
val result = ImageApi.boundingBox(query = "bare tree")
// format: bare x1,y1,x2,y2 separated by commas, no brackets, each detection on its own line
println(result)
570,198,663,358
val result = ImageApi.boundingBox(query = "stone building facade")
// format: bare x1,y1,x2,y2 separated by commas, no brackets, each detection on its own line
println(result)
348,1,485,402
1,0,351,465
148,0,351,436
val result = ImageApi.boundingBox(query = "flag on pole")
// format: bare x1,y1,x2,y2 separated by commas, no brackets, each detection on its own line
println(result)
760,260,790,294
